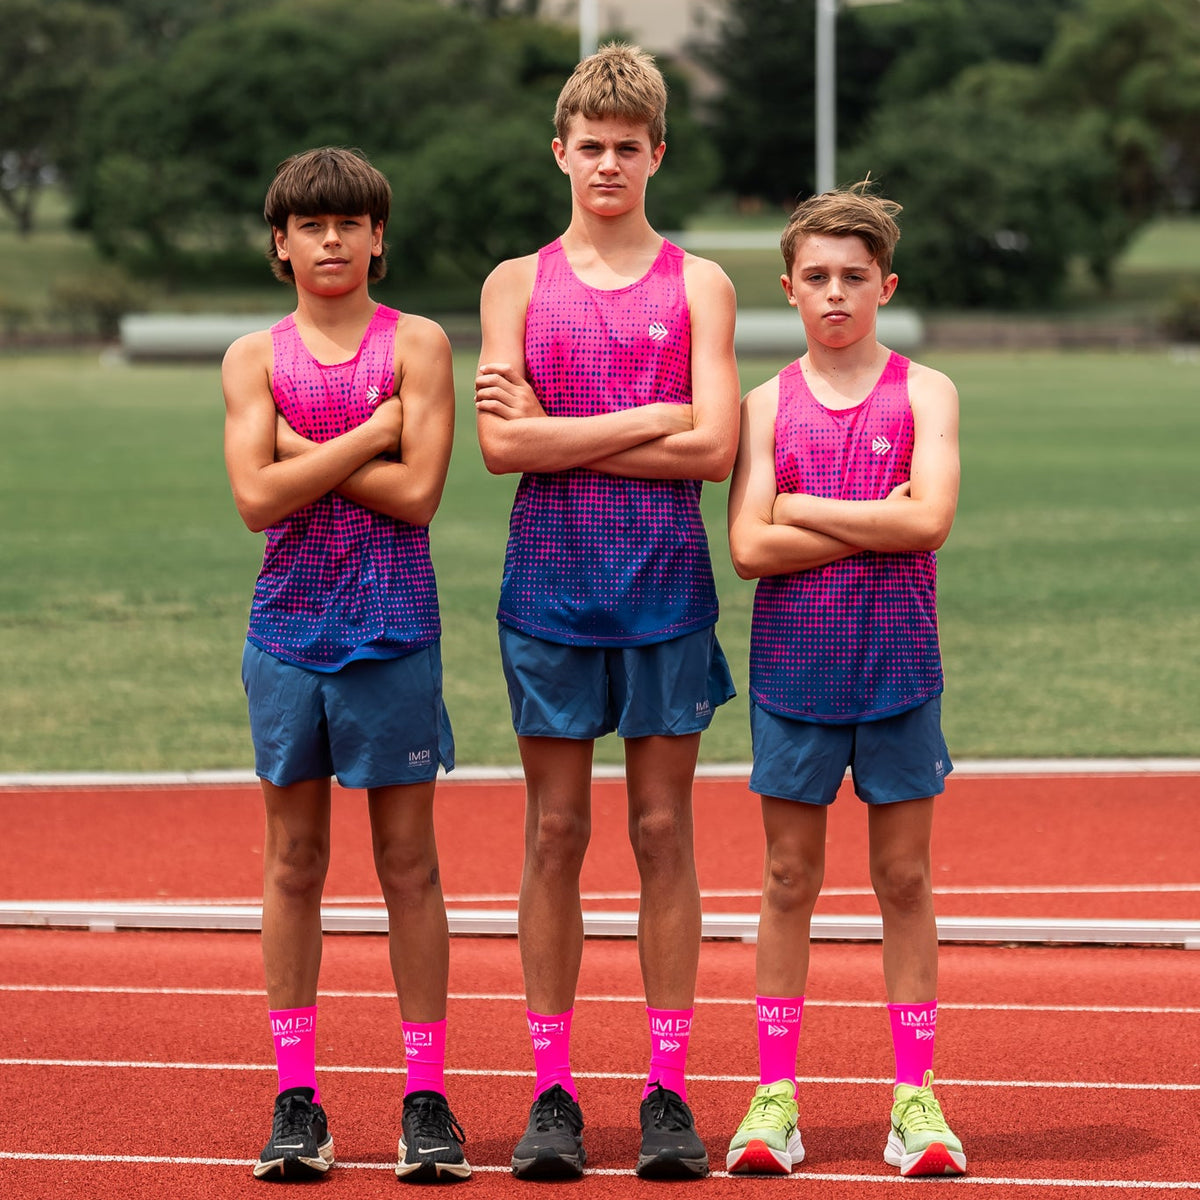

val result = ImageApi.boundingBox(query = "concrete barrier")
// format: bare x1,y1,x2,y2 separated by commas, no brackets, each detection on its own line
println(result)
119,306,924,361
734,307,924,355
119,313,286,361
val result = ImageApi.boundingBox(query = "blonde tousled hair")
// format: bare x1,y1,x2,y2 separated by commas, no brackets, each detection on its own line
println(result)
554,42,667,148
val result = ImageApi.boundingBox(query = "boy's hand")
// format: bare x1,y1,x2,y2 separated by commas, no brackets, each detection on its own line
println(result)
887,480,912,500
366,394,404,454
648,402,695,436
475,362,547,420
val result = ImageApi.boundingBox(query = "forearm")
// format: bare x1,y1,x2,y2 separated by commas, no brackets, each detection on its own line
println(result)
587,427,736,483
730,520,861,581
774,493,951,553
236,423,391,532
334,459,444,527
478,406,679,476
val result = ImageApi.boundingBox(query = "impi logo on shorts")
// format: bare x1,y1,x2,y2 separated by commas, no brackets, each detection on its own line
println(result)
409,748,432,764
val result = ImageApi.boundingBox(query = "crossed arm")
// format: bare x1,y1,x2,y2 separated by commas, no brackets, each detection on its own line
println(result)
727,364,960,580
474,254,739,482
222,318,454,533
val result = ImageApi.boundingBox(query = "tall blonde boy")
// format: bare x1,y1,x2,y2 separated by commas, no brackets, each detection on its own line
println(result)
475,44,740,1180
725,182,967,1178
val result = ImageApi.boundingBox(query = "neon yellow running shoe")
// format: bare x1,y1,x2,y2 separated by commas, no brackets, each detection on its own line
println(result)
725,1080,804,1174
884,1070,966,1177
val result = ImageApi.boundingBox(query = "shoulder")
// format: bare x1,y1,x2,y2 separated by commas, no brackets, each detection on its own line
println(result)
221,328,272,379
482,253,540,301
394,312,452,380
743,374,782,422
905,358,959,413
681,251,735,299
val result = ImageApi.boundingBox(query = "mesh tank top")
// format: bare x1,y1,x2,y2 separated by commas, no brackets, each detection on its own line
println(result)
497,238,718,646
246,304,440,670
750,352,942,722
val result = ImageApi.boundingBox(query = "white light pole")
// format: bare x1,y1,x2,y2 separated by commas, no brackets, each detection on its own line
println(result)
816,0,902,195
580,0,599,59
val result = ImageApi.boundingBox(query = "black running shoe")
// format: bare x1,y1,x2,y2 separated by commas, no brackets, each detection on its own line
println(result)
511,1083,586,1179
636,1083,709,1179
396,1090,471,1183
253,1085,335,1180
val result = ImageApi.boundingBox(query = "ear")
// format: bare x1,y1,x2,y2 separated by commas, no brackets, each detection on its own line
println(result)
273,226,290,261
552,137,569,174
879,272,899,306
780,273,798,308
371,220,385,257
647,141,666,176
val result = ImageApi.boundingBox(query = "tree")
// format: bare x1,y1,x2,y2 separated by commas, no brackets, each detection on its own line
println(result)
845,64,1127,308
70,0,718,282
0,0,122,232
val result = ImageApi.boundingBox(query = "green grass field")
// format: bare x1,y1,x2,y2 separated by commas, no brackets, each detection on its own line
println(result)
1,349,1196,772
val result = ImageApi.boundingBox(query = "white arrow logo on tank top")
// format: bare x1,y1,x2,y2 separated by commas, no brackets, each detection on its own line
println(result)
366,385,381,407
648,322,669,341
872,435,892,455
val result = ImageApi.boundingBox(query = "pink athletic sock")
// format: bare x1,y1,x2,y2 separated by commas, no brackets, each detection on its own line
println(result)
644,1007,694,1102
403,1018,447,1097
269,1005,320,1103
888,1000,938,1086
528,1008,576,1100
756,995,804,1092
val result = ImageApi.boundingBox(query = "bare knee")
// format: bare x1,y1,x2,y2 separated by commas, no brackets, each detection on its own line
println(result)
629,805,691,872
870,858,931,915
265,835,329,904
374,839,441,909
526,806,590,877
763,852,824,915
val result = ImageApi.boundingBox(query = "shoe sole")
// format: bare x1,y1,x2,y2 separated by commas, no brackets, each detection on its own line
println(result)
253,1135,335,1180
726,1133,804,1174
635,1152,710,1180
511,1147,586,1179
884,1132,967,1176
395,1159,472,1183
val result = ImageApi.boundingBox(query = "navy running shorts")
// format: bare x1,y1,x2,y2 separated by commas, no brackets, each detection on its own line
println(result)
498,624,735,740
749,696,952,806
242,640,454,789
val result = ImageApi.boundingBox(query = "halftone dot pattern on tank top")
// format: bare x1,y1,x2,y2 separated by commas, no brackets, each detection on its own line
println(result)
498,239,718,647
246,305,440,671
750,353,943,724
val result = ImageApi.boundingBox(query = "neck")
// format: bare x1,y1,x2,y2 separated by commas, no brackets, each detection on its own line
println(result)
804,331,887,378
292,284,377,332
561,205,660,257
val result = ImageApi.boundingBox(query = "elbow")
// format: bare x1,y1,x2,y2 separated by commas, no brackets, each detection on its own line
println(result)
696,437,738,484
478,432,521,476
235,493,273,534
728,540,763,581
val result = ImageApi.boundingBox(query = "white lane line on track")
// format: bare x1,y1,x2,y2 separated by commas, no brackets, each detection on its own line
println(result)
73,882,1200,905
3,983,1198,1015
3,1058,1198,1090
0,1154,1196,1188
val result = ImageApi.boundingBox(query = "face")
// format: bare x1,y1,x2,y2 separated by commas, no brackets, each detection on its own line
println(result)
552,116,665,218
782,234,898,347
273,213,383,294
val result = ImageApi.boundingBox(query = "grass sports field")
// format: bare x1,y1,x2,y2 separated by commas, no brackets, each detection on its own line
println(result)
1,347,1196,772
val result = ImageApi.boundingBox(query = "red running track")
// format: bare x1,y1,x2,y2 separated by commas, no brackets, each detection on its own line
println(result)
3,772,1199,920
3,929,1199,1198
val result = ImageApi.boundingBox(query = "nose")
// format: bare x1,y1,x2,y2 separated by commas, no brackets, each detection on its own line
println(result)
322,223,341,245
598,148,620,174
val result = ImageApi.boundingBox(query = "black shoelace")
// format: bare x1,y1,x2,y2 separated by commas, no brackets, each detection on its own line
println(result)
644,1083,692,1130
272,1093,314,1141
408,1095,466,1145
532,1086,583,1134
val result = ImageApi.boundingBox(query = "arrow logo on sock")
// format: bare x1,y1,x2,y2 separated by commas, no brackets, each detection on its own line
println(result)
279,1035,301,1047
768,1024,789,1037
916,1029,936,1041
657,1039,682,1053
533,1037,551,1050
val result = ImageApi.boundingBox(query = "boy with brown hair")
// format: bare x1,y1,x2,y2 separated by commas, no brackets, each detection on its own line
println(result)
724,181,967,1177
475,43,740,1180
223,146,468,1183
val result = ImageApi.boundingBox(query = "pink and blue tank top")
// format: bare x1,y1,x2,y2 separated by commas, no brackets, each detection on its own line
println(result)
246,304,440,671
498,238,718,646
750,352,942,723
